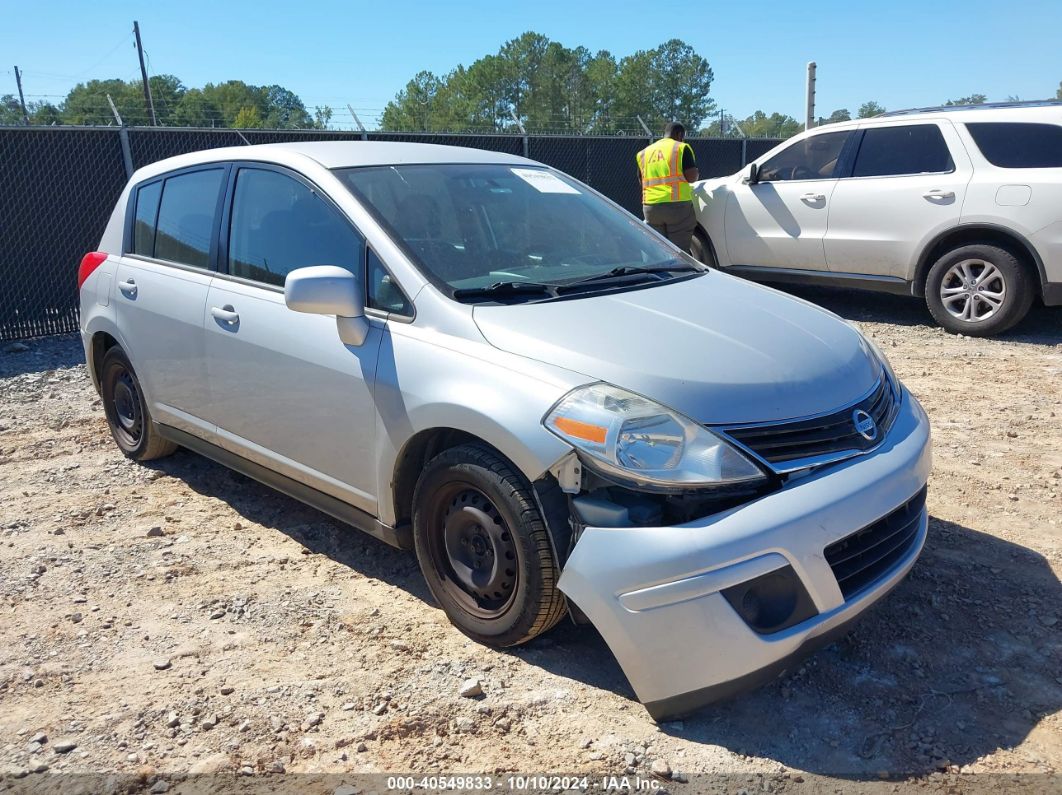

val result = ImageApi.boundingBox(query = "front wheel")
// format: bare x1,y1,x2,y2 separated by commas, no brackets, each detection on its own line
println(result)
412,444,567,647
690,229,718,267
925,244,1034,336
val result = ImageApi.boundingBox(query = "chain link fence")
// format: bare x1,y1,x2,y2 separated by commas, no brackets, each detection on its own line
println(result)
0,127,783,340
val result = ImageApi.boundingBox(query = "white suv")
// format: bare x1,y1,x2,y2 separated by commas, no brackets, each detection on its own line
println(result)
691,102,1062,336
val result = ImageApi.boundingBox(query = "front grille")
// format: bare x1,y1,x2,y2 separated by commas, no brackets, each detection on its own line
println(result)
721,375,898,472
824,487,927,599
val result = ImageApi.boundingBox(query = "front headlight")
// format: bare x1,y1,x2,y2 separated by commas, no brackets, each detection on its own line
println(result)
863,335,900,394
544,383,767,491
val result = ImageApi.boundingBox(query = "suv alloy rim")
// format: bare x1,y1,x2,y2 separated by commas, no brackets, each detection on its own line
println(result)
939,258,1007,322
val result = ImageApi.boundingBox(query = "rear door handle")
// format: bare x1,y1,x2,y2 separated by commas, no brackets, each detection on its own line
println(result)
801,192,826,202
211,305,240,325
118,278,137,298
923,189,955,199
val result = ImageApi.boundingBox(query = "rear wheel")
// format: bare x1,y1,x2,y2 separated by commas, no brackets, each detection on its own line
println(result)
925,244,1034,336
100,347,177,461
412,444,566,647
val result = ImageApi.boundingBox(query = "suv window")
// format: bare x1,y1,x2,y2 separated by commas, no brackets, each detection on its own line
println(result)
966,122,1062,168
154,169,225,268
757,131,850,182
228,168,362,287
132,180,162,256
852,124,953,177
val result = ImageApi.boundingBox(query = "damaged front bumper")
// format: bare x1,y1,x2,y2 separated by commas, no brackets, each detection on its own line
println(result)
557,389,932,720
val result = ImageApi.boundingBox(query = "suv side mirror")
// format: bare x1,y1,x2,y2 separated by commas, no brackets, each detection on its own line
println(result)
284,266,369,346
741,163,759,185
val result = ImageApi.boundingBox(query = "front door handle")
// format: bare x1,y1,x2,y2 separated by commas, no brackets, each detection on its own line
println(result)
118,278,137,298
801,192,826,202
923,189,955,200
211,305,240,325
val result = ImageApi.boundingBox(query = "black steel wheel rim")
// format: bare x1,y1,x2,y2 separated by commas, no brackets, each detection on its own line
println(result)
110,367,143,446
427,482,519,619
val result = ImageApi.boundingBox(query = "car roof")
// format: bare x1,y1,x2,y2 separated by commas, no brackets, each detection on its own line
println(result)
806,101,1062,136
127,140,537,183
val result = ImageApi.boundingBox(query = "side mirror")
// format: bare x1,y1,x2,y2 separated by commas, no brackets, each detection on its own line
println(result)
741,162,759,185
284,265,369,347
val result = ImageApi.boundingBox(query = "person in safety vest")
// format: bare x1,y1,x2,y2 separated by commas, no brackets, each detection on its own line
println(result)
636,121,699,253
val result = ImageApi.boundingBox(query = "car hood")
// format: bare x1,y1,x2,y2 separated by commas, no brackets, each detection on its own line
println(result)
471,272,881,425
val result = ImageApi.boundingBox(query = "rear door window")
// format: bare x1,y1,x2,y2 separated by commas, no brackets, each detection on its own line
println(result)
852,124,954,177
227,168,362,287
966,122,1062,168
132,180,162,256
154,169,225,268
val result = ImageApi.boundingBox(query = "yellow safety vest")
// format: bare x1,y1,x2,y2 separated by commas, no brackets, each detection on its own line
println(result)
637,138,693,204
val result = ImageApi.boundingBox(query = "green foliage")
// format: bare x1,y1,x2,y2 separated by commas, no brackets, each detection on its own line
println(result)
0,95,25,124
945,94,987,106
381,32,715,133
8,75,314,128
817,108,851,125
1056,81,1061,100
857,100,886,118
233,105,264,128
313,106,334,130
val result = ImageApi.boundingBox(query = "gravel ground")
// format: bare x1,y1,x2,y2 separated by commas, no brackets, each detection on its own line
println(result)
0,288,1060,795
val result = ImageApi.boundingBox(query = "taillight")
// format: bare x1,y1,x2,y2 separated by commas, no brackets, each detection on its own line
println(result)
77,252,108,290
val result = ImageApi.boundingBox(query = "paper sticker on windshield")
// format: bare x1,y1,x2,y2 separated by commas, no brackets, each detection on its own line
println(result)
511,168,581,194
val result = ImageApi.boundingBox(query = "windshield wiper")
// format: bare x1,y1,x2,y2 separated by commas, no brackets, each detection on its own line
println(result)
558,262,705,292
453,281,558,302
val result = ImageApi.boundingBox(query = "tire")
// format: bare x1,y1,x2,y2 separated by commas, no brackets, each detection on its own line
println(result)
690,228,718,268
412,443,567,647
99,347,177,461
925,244,1035,336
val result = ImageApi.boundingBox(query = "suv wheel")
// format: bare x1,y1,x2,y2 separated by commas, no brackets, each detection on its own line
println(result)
412,444,567,647
100,347,178,461
925,244,1034,336
690,229,718,267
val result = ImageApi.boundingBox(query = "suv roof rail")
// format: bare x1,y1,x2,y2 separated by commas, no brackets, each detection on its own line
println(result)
878,99,1062,117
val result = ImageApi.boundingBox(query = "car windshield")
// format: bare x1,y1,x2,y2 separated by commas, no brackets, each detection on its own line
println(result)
334,163,703,301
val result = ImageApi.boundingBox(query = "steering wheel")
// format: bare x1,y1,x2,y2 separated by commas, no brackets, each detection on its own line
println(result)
791,165,814,180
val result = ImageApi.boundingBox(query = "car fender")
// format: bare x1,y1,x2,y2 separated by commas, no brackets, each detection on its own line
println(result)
372,325,586,528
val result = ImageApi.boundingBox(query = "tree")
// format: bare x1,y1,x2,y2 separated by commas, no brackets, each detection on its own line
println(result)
945,94,987,106
1056,81,1061,100
817,108,851,125
313,105,334,130
857,100,886,118
171,88,222,127
0,94,25,124
380,33,715,134
233,105,264,128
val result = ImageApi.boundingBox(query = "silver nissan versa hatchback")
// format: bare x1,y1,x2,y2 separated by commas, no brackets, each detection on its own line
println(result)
79,142,932,719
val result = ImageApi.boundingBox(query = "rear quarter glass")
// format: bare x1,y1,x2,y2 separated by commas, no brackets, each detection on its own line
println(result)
78,252,108,290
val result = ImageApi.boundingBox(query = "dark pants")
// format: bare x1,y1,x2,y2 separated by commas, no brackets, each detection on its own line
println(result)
643,200,697,253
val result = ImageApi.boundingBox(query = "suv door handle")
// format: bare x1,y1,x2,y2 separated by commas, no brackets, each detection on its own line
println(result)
801,192,826,202
118,278,137,298
211,305,240,325
923,189,955,200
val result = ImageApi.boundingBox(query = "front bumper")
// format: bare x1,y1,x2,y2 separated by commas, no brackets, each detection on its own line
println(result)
557,388,932,720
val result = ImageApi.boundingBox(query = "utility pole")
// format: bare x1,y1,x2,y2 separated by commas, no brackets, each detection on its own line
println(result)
346,103,368,140
805,61,817,131
133,21,157,126
719,108,726,137
13,65,29,125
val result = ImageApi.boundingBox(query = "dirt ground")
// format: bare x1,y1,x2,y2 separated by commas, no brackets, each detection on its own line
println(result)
1,288,1060,795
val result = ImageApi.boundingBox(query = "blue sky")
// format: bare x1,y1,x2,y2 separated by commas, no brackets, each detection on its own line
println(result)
3,0,1060,128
